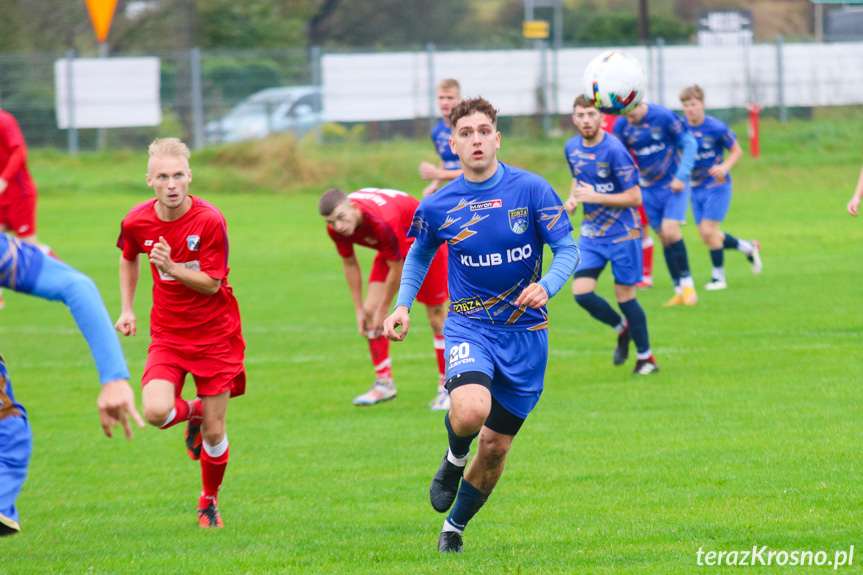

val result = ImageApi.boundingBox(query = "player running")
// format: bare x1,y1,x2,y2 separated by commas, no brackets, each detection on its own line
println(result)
565,95,658,375
0,234,142,536
419,79,464,196
384,97,579,553
115,138,245,528
319,187,450,409
679,85,762,289
613,100,698,306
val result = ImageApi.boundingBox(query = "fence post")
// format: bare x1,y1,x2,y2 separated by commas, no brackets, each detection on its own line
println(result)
190,47,204,150
427,43,437,132
66,49,78,156
656,38,665,107
776,34,787,123
311,45,323,146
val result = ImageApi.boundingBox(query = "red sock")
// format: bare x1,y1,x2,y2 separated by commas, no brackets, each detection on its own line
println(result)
642,238,654,278
160,397,195,429
434,335,446,386
189,398,203,425
369,336,392,380
199,444,229,508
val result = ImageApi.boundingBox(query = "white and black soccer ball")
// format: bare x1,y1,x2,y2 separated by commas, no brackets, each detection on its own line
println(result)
582,50,646,115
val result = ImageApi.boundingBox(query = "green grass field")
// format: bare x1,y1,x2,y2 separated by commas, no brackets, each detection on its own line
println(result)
2,113,862,574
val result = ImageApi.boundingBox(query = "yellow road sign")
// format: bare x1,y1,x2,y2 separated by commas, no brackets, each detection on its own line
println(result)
523,20,550,39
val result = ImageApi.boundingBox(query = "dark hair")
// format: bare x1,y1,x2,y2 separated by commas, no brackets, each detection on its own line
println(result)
449,96,498,130
318,188,348,216
573,94,592,110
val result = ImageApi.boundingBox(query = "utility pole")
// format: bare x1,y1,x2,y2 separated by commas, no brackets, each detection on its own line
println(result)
638,0,650,44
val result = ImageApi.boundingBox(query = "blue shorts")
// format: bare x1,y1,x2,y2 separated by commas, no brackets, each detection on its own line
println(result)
642,184,689,230
575,236,643,286
691,182,732,225
0,416,32,534
443,317,548,419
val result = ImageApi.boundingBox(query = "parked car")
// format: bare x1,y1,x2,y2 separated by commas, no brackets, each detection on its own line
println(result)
205,86,322,144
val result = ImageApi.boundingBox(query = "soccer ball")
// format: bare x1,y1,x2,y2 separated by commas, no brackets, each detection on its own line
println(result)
583,50,646,115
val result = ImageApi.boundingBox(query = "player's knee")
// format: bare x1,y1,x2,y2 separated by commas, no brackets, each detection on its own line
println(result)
477,433,511,465
450,406,487,434
202,426,225,447
142,403,171,427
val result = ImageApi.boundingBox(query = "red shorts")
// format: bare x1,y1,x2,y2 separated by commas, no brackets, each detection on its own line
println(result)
143,334,246,398
0,188,36,237
370,244,448,306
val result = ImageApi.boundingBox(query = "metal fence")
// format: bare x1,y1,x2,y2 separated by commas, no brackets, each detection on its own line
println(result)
1,39,861,152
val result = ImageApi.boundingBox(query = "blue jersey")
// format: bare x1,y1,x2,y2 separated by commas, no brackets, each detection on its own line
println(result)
0,354,24,421
685,115,737,189
564,133,641,243
409,162,573,331
613,104,688,188
0,234,44,293
430,119,461,170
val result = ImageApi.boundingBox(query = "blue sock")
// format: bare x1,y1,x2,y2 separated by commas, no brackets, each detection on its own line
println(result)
446,479,488,532
710,248,724,268
663,244,681,285
723,233,739,249
445,411,477,459
574,292,623,329
671,239,692,279
618,299,650,354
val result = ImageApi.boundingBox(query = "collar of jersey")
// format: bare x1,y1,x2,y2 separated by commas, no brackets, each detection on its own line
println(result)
462,162,504,192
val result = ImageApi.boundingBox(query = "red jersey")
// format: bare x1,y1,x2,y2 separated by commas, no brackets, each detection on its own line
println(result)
327,188,419,260
117,195,242,345
0,109,36,205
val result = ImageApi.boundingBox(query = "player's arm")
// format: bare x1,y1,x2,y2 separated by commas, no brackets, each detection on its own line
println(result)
709,141,743,180
671,130,697,192
516,234,580,309
564,178,581,215
116,254,140,336
383,242,436,341
29,254,144,438
847,164,863,216
374,258,404,332
571,181,641,208
341,254,369,336
150,235,220,295
0,146,25,195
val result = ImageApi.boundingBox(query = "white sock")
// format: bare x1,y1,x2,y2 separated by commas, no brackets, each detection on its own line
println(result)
637,349,653,360
712,267,726,282
160,407,177,428
442,519,463,534
737,239,753,254
680,276,695,289
613,318,628,335
447,448,469,467
203,435,229,458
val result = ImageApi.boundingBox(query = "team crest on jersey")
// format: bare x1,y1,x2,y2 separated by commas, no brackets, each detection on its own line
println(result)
470,199,502,211
701,136,714,149
650,127,663,140
596,163,610,179
508,208,529,234
186,235,201,251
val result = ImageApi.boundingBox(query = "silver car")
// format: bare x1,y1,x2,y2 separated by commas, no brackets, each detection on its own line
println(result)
205,86,322,144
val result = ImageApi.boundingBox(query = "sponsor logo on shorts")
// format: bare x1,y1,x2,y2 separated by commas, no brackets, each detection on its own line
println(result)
187,235,201,251
470,199,502,211
508,208,528,234
449,296,485,316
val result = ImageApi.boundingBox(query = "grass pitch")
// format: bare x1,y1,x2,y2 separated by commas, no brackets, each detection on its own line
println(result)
2,114,862,574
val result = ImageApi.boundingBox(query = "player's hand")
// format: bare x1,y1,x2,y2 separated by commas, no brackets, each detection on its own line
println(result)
114,311,137,336
707,164,729,181
0,177,7,195
369,307,389,339
356,308,372,338
419,162,439,180
564,196,579,216
847,197,861,216
572,181,600,204
97,379,145,439
514,283,549,309
150,236,175,275
670,177,686,193
383,306,411,341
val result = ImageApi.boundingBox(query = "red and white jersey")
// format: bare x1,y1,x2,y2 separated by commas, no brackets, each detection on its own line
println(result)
327,188,419,260
117,195,242,345
0,109,36,204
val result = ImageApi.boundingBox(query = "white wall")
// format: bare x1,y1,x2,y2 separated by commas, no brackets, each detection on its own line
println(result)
322,42,863,122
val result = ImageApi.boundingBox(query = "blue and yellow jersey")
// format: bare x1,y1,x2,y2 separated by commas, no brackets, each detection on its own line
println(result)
0,234,44,293
564,133,641,243
685,115,737,189
430,119,462,170
0,353,24,421
613,104,688,188
409,162,572,331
